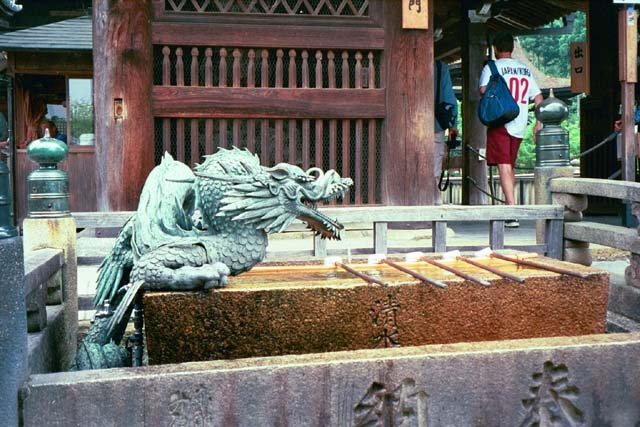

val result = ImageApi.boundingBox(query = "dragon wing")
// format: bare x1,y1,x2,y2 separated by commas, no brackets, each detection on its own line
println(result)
93,216,135,308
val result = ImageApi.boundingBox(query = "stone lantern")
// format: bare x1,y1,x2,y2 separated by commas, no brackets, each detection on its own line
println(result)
26,128,70,218
534,88,570,167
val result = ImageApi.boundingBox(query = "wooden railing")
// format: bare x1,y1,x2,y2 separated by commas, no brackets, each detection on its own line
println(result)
73,204,564,261
307,205,564,258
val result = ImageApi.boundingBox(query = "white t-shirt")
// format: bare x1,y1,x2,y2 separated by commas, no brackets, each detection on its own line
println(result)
479,58,541,138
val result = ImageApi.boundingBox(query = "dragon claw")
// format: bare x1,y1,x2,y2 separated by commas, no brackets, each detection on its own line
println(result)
203,262,230,289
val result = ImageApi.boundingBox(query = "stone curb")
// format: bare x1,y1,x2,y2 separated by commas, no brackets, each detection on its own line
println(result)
21,333,640,427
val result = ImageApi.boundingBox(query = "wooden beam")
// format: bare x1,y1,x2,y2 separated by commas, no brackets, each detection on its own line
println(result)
461,1,488,205
93,0,155,211
382,0,434,205
435,46,461,61
543,0,587,12
152,87,386,119
619,7,638,183
152,22,385,50
580,0,619,203
13,52,92,74
621,80,637,182
618,7,637,83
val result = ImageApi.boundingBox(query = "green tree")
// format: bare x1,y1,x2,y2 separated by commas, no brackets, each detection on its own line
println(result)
519,12,586,78
70,101,94,140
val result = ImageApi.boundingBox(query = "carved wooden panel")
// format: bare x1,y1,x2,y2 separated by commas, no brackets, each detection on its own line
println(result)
155,46,381,90
165,0,370,16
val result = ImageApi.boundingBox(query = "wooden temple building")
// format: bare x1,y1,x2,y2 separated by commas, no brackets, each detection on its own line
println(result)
0,0,633,220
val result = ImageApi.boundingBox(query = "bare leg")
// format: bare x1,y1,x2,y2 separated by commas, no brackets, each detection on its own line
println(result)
497,163,516,205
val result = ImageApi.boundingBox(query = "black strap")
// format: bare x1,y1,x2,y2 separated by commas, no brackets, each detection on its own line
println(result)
438,148,450,192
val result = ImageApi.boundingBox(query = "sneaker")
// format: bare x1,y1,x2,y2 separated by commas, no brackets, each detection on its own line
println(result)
505,219,519,228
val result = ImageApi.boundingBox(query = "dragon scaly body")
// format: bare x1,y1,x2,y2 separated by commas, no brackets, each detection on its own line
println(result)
74,148,352,370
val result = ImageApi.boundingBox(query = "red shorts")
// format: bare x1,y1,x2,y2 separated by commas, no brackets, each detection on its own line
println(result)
486,126,522,166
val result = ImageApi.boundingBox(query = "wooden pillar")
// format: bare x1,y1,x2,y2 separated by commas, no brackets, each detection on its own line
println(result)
582,0,619,181
93,0,154,211
619,6,638,183
382,0,434,205
461,1,488,205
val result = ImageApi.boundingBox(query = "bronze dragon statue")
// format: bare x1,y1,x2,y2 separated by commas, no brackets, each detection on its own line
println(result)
72,148,352,370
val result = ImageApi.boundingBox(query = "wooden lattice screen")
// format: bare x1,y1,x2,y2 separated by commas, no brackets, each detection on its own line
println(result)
152,0,385,205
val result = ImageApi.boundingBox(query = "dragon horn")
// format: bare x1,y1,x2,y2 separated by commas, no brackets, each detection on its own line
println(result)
219,162,231,174
165,177,195,183
240,161,254,174
193,172,254,183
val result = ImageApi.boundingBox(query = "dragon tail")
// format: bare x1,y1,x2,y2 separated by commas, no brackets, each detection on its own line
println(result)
105,280,144,345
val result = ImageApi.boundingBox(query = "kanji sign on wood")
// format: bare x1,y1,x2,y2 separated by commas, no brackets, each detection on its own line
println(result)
402,0,428,30
570,42,589,94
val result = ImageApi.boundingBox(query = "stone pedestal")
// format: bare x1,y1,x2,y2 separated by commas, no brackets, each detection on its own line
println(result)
626,203,640,288
0,236,27,427
534,166,574,244
23,217,77,369
144,257,609,365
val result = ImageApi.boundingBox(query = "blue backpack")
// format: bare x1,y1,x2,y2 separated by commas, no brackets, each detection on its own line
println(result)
478,60,519,127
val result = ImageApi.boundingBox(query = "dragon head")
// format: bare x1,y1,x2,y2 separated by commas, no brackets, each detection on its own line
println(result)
213,163,352,239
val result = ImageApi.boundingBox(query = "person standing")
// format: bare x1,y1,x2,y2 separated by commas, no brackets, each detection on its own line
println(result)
434,60,458,205
479,32,543,227
37,120,67,143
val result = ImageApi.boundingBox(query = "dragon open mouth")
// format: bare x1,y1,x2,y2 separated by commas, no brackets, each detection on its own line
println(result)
297,172,352,240
299,199,344,240
214,162,352,239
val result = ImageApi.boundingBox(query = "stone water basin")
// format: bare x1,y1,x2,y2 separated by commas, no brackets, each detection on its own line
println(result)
143,254,609,365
